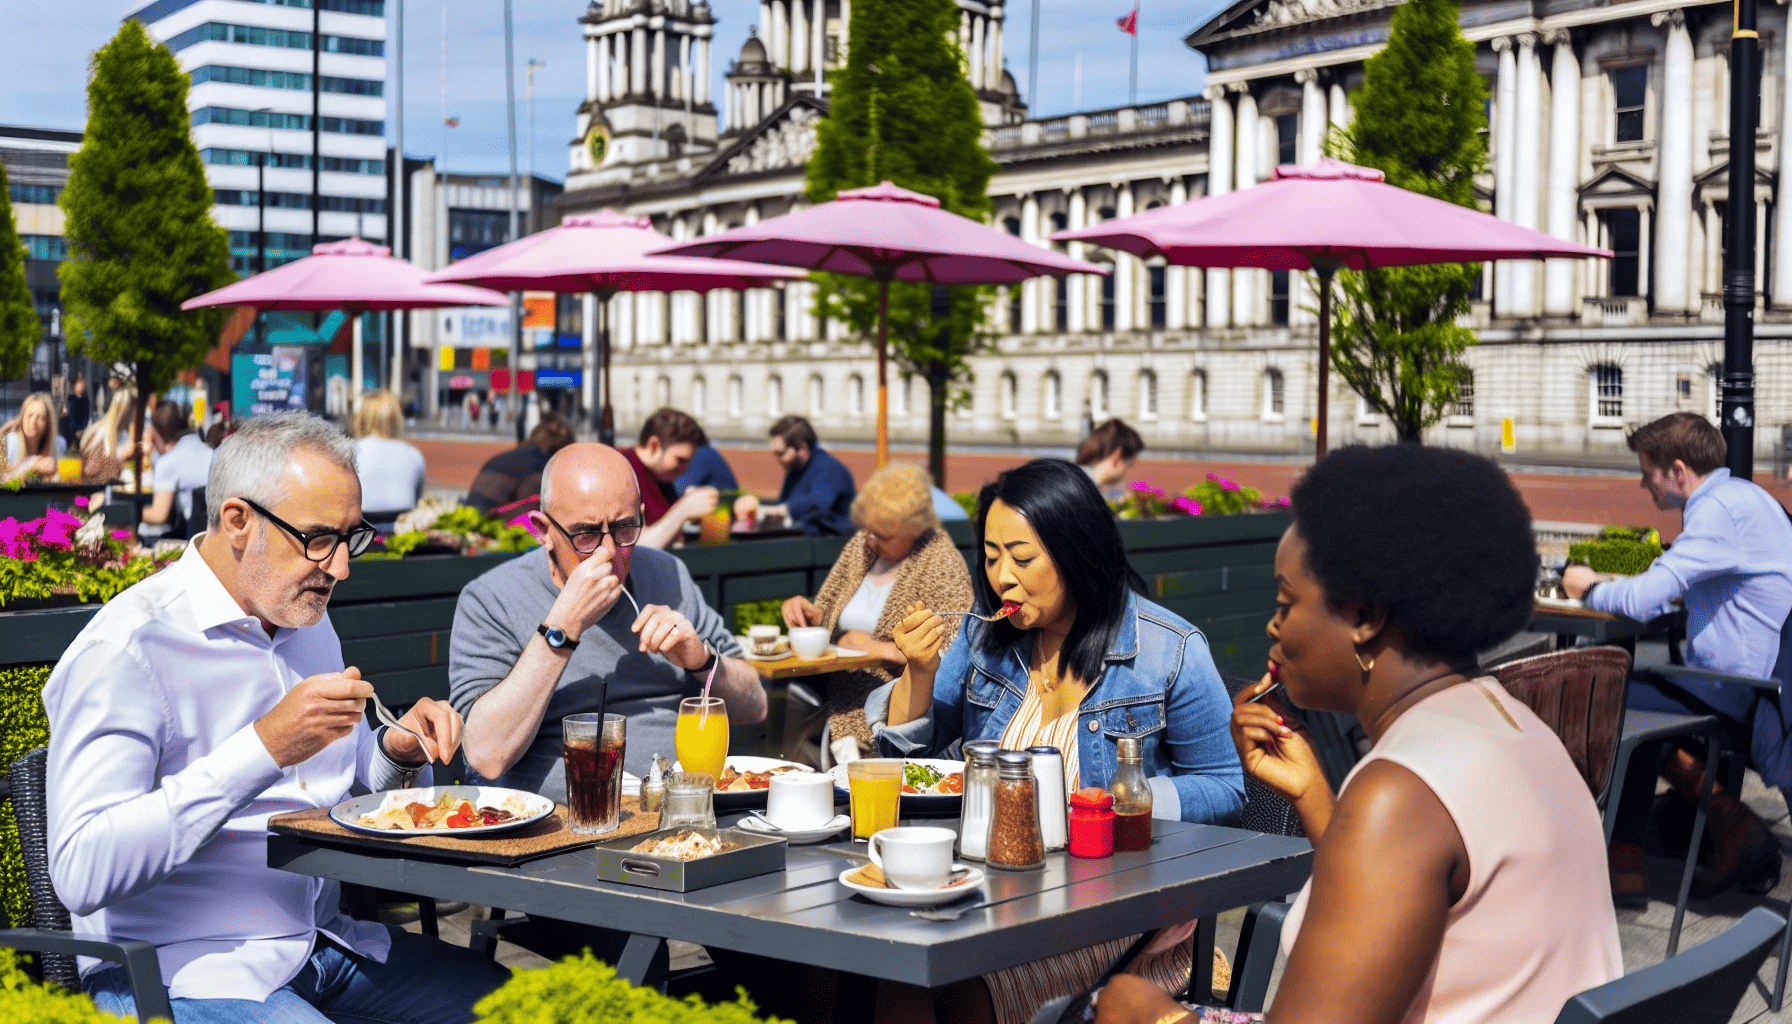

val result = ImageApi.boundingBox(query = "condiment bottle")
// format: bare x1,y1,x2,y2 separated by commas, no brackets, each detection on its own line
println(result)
640,753,667,814
1109,736,1153,852
958,740,1001,862
987,750,1045,870
1068,786,1116,859
1027,745,1068,852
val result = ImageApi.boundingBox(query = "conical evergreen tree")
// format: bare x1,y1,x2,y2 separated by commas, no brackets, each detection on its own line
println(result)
1328,0,1487,442
0,166,35,379
805,0,1000,483
59,19,233,478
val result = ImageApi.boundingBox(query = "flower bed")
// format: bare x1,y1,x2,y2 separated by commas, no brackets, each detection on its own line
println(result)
1112,473,1291,520
0,506,172,610
368,496,539,559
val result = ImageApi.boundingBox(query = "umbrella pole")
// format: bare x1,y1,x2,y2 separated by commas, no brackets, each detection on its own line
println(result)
1312,259,1341,461
598,291,615,446
876,274,891,469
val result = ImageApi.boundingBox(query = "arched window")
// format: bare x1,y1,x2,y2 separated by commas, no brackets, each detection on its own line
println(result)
1099,262,1117,331
655,375,672,407
848,374,865,416
1190,369,1208,421
1090,370,1109,419
1000,371,1018,420
1707,362,1723,422
958,374,976,419
1043,371,1062,420
728,375,744,417
691,376,707,416
1452,370,1474,420
1588,363,1622,425
1137,369,1157,420
767,375,783,417
1262,368,1285,421
895,374,911,418
808,373,825,415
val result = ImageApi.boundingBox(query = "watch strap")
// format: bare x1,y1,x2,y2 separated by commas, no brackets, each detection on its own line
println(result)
538,623,580,650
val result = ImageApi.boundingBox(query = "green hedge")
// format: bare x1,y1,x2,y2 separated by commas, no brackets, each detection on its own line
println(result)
0,949,148,1023
1568,527,1663,576
0,665,50,933
732,599,785,634
475,951,789,1024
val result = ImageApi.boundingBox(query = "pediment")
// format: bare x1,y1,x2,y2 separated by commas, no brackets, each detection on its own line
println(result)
696,95,827,182
1186,0,1402,50
1693,160,1775,189
1579,165,1655,199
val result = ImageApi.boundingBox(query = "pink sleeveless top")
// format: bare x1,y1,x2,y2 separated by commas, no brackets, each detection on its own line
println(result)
1282,679,1622,1024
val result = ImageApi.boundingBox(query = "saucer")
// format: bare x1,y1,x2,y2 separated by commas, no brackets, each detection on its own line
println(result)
737,813,850,844
837,863,985,907
737,636,794,662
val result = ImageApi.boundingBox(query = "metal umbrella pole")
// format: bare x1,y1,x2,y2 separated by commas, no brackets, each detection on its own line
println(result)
1722,0,1760,477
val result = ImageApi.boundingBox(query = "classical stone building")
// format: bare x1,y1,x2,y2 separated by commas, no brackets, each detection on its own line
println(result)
554,0,1792,462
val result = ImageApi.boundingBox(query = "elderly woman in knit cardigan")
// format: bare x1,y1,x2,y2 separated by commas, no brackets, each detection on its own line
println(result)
783,463,974,764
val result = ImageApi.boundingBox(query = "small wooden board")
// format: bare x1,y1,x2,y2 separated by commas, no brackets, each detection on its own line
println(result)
268,796,661,867
749,649,886,681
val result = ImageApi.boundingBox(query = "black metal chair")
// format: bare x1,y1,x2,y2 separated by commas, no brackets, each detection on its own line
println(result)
1554,905,1784,1023
0,747,173,1022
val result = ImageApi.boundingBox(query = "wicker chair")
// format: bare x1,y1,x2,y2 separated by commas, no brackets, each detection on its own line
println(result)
0,746,172,1021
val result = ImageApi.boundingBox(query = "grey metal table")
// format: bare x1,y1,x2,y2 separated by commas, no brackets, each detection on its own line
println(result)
267,817,1311,993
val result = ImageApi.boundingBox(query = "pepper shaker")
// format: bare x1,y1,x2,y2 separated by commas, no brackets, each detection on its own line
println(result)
987,750,1045,871
1026,745,1068,852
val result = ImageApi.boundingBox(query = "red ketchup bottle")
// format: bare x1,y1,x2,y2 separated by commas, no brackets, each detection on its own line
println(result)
1067,787,1116,859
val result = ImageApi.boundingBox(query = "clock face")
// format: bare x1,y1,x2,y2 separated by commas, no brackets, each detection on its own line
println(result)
586,124,611,165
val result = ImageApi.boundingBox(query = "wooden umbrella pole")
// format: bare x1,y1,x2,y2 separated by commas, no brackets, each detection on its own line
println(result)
875,273,891,468
1311,256,1344,461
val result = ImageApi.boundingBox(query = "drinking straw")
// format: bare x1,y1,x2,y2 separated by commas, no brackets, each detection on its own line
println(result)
591,585,643,738
699,642,719,727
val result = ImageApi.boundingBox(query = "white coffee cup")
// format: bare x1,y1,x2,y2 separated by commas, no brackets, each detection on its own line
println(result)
747,624,782,656
765,771,835,830
868,826,956,890
789,626,830,659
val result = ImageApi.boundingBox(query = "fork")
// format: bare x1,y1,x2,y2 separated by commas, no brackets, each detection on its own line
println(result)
368,689,436,764
940,607,1014,622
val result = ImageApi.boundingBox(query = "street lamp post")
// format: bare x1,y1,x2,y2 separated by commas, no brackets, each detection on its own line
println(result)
1723,0,1760,476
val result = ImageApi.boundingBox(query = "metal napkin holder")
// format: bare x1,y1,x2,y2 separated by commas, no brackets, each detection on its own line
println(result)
592,826,787,892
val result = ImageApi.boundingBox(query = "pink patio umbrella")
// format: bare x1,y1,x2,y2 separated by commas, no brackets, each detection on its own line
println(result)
423,210,806,443
182,238,508,413
1054,159,1612,457
652,181,1108,466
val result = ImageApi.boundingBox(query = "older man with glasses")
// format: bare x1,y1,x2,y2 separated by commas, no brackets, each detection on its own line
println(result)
43,413,507,1024
450,443,762,799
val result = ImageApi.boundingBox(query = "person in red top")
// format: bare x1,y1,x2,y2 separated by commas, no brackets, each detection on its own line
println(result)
623,407,722,548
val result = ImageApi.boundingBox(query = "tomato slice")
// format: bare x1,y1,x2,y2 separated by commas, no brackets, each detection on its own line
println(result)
902,784,918,794
939,774,964,794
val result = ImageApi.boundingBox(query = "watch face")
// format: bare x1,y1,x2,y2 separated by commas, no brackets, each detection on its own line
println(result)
545,627,567,647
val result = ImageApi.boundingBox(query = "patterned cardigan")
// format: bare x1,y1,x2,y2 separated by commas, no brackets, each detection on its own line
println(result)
811,527,974,747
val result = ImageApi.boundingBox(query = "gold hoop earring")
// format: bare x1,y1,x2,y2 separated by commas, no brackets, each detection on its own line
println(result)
1355,651,1376,676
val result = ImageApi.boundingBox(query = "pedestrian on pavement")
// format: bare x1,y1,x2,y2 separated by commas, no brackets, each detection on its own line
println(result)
464,415,575,515
61,375,90,451
621,407,723,549
1075,418,1144,502
732,415,856,536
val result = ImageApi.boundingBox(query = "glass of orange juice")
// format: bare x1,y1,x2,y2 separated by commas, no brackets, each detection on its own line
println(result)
698,507,731,546
847,759,904,840
675,696,729,778
57,457,83,482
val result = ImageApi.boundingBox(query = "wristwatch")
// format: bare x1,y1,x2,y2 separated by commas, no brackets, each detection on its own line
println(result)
688,643,719,677
538,623,580,651
377,727,425,788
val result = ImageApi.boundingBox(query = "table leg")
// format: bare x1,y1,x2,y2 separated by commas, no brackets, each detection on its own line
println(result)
1190,914,1217,1006
616,932,670,992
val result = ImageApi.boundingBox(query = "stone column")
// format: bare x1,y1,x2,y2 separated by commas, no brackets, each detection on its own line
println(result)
588,35,601,103
1167,178,1188,329
1492,37,1517,314
1544,29,1581,315
1206,86,1234,328
631,26,648,95
652,28,667,98
1329,81,1348,129
760,3,774,57
1114,183,1134,332
697,37,711,104
1775,16,1792,306
813,0,826,89
1654,9,1694,313
1067,188,1088,332
1297,69,1325,163
841,0,851,59
970,15,985,90
1234,87,1259,324
1020,193,1040,333
791,0,808,73
1510,33,1542,315
989,9,1004,91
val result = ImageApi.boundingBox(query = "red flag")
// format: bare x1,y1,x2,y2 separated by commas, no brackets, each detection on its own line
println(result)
1116,7,1138,35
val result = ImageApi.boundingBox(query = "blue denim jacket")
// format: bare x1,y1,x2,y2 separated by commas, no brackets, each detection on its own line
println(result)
868,592,1245,825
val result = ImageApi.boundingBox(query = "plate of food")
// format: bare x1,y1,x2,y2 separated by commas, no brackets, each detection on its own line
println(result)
669,755,823,810
331,786,554,837
837,862,984,908
829,758,965,815
736,635,794,662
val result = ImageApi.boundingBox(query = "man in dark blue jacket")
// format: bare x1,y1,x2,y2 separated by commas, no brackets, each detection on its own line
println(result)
732,416,856,536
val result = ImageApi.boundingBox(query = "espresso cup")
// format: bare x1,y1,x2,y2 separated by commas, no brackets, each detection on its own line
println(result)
747,624,781,656
789,626,830,659
766,771,836,830
868,826,956,890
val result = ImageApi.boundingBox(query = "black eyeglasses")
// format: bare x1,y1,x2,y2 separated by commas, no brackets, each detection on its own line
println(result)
540,509,643,554
241,498,378,562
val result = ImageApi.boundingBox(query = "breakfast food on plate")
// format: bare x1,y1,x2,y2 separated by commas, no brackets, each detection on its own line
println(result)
714,763,807,792
631,830,734,860
357,792,531,831
901,762,965,795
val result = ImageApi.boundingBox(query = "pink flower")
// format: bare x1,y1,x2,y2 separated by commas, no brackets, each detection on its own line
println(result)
1222,480,1240,492
74,495,89,507
1206,472,1219,481
16,548,36,563
1172,497,1204,516
110,530,133,541
1128,481,1155,494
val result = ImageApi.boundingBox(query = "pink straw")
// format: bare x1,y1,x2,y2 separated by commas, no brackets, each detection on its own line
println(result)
699,642,720,726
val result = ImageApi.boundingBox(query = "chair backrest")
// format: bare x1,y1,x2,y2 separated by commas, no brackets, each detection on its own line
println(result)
1492,646,1631,800
1219,672,1305,838
10,746,80,992
1554,905,1784,1023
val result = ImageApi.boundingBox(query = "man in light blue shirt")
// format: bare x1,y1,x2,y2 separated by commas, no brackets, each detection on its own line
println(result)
1564,412,1792,903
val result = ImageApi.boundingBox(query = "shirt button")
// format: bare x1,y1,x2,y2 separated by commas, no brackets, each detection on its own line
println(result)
1087,720,1099,733
299,780,308,790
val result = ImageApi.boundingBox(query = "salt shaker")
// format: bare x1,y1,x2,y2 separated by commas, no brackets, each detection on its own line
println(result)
987,750,1045,871
640,753,667,814
958,740,1001,862
1026,745,1068,852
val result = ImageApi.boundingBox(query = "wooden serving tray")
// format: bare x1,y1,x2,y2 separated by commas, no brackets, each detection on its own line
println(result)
268,795,662,867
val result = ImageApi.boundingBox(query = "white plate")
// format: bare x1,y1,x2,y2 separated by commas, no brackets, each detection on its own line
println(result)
675,756,822,810
837,863,985,907
1535,595,1587,610
737,812,851,844
736,635,794,661
330,786,554,837
830,758,966,801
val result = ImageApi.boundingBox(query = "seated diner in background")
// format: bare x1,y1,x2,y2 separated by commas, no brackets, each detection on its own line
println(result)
79,391,139,483
1074,418,1144,502
623,407,723,549
137,400,213,539
870,457,1244,1024
1,391,63,484
352,388,428,532
780,462,973,765
1098,444,1622,1024
733,415,856,536
675,440,739,495
463,414,576,515
43,413,507,1024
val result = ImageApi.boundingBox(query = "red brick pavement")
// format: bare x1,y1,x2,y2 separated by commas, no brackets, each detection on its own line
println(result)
413,437,1785,543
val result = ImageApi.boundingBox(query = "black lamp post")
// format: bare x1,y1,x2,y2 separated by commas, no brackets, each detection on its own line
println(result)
1722,0,1760,477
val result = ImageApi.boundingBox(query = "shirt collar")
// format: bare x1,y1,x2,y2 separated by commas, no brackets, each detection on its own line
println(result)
1105,590,1141,662
173,537,266,635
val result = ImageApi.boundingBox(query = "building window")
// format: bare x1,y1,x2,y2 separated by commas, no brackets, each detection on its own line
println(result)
1055,276,1069,332
1043,371,1062,420
958,376,976,419
1603,208,1641,296
691,376,707,416
808,374,825,415
1099,264,1116,331
999,372,1017,419
774,289,788,341
1270,271,1290,326
728,375,743,417
849,374,865,416
655,375,672,407
1276,113,1298,166
767,375,783,416
1453,370,1475,418
1613,66,1647,143
8,183,61,205
1708,362,1724,421
1009,285,1023,333
1190,369,1208,421
1356,393,1380,425
1148,264,1167,329
895,374,910,418
1138,369,1157,420
1589,363,1623,423
22,235,67,261
1090,370,1109,419
1003,216,1021,236
1262,368,1286,421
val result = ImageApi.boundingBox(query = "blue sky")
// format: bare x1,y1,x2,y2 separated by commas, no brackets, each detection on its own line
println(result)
2,0,1225,180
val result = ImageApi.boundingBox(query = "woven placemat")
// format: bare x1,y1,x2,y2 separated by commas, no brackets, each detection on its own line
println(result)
269,796,662,867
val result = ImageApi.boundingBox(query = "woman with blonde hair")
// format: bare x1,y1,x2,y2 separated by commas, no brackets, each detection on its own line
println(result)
1,392,62,483
80,390,139,482
781,462,974,764
353,389,427,531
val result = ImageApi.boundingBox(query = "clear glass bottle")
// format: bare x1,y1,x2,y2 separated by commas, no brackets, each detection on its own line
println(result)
958,739,1001,862
988,750,1045,870
1109,736,1154,852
